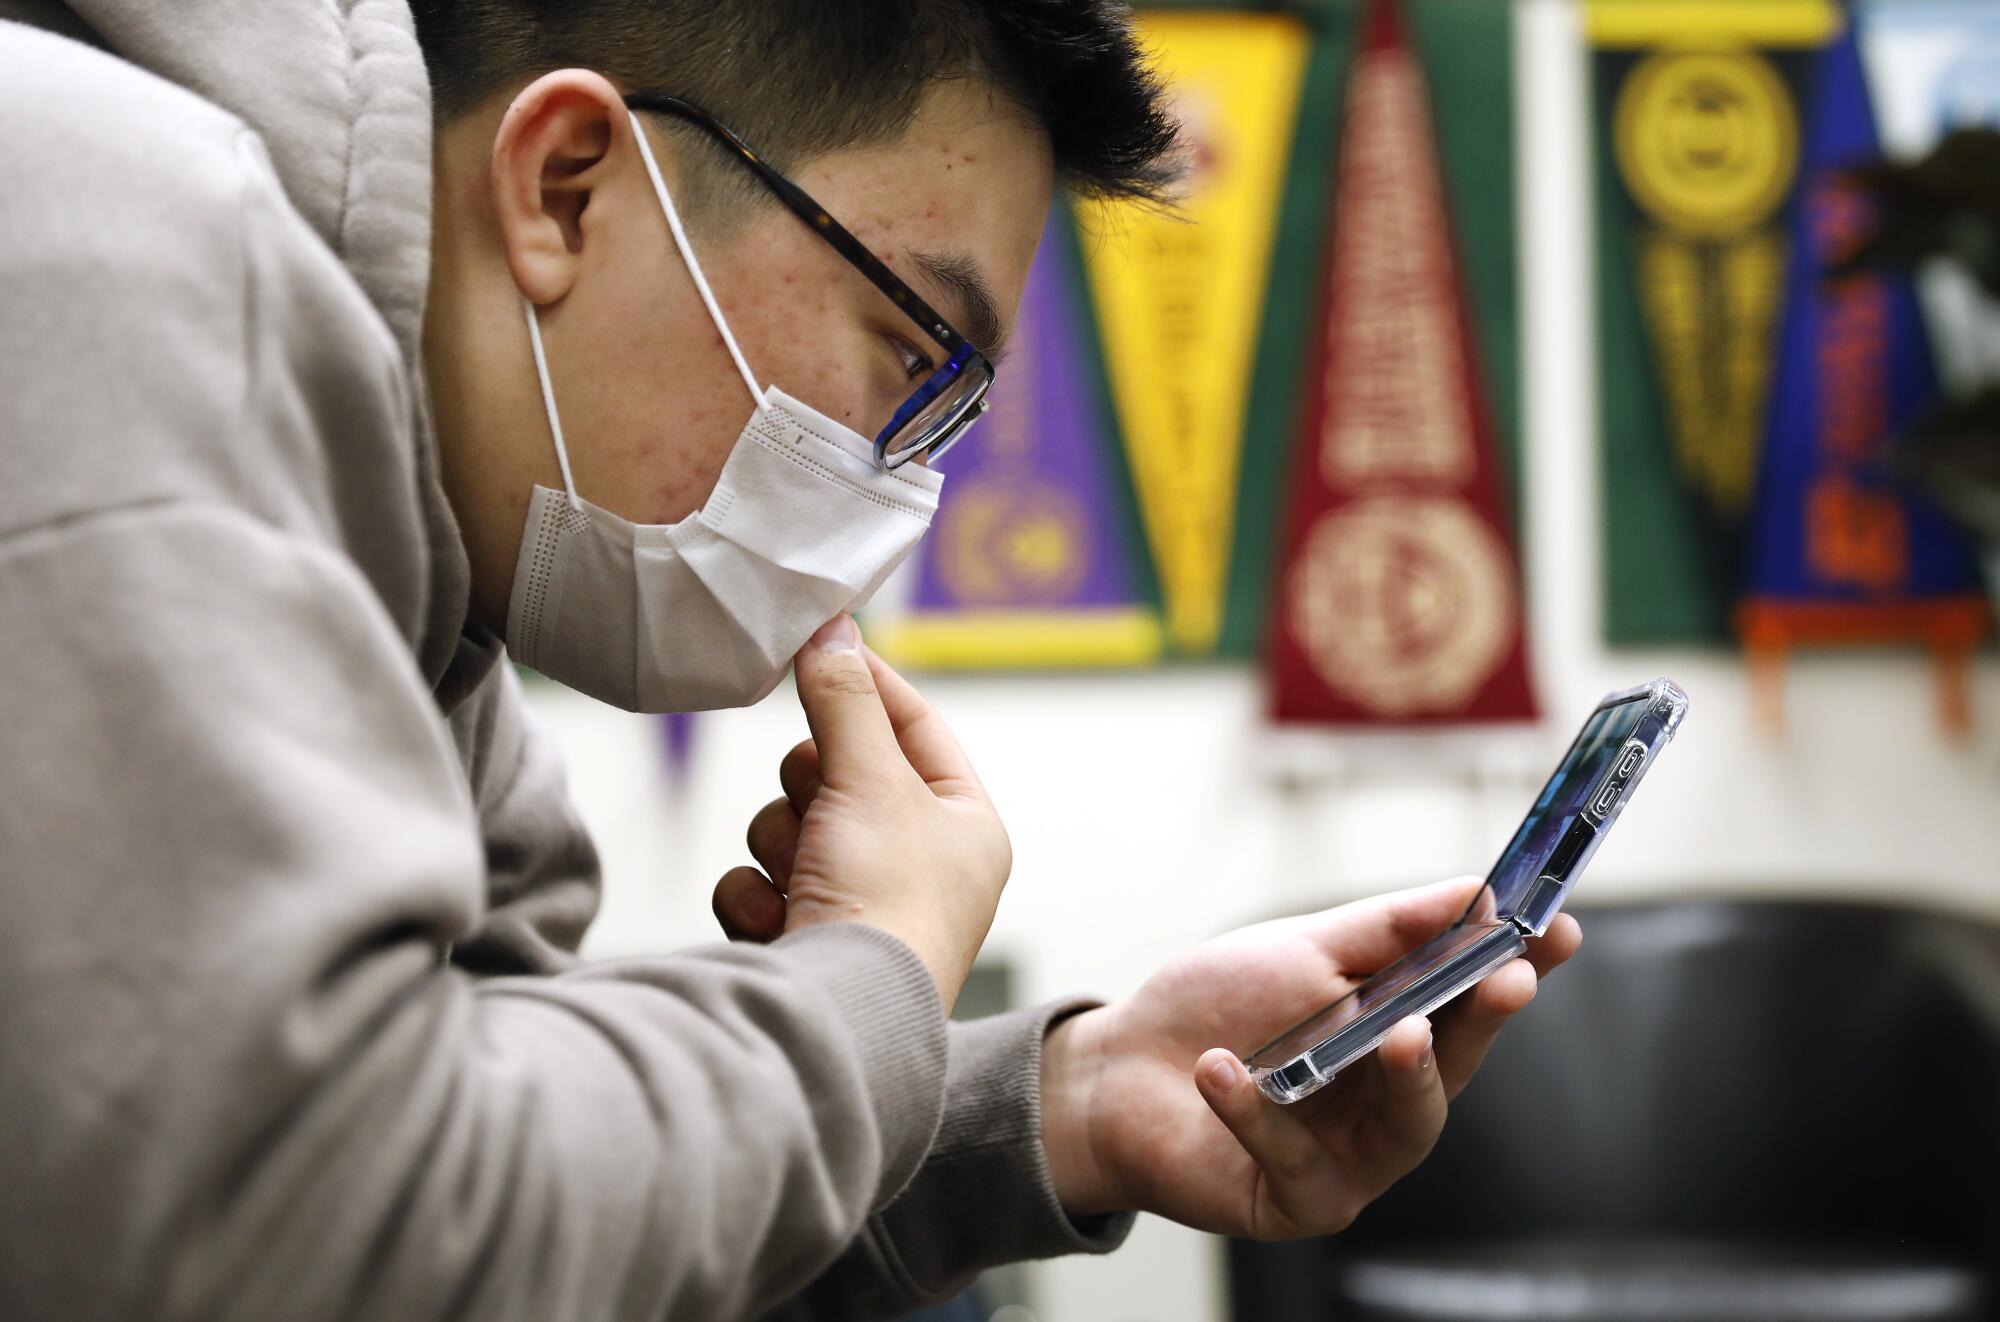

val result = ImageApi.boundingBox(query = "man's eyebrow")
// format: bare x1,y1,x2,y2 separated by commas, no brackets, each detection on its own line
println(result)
908,248,1008,364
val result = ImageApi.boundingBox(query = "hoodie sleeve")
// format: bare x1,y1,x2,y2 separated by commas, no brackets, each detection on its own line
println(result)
760,1002,1136,1321
0,502,950,1322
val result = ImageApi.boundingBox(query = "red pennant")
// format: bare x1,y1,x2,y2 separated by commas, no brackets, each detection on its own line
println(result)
1267,0,1536,726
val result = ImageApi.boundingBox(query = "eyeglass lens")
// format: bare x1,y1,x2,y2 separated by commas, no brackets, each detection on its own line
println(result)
882,360,993,467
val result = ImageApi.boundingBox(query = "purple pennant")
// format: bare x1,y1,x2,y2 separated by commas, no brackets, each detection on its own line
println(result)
908,211,1148,620
659,710,696,792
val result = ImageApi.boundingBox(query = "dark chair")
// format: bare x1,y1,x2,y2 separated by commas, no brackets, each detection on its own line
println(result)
901,1296,987,1322
1228,899,2000,1321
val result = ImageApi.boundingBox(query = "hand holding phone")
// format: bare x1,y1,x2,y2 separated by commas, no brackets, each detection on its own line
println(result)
1038,873,1578,1237
1245,678,1690,1104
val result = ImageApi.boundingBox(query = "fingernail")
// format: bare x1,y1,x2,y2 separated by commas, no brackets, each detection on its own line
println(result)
1204,1055,1241,1093
809,614,858,653
1417,1029,1434,1071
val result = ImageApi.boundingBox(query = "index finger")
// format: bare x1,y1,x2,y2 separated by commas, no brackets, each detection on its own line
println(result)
1303,876,1486,973
1430,912,1581,1100
861,645,979,791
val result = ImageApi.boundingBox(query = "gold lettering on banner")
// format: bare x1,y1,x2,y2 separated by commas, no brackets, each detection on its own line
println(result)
1614,46,1798,517
1290,496,1513,716
1320,51,1473,488
1634,231,1786,513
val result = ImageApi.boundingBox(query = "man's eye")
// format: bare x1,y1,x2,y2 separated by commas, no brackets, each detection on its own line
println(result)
889,336,932,383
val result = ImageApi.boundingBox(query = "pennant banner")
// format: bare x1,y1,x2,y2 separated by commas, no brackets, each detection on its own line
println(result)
659,711,696,795
1591,0,1833,643
1267,0,1535,725
1738,14,1991,711
873,211,1162,669
1078,12,1309,658
1219,0,1523,661
1616,48,1797,527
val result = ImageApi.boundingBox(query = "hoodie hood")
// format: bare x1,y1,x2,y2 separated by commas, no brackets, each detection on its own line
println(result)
31,0,436,365
0,0,495,696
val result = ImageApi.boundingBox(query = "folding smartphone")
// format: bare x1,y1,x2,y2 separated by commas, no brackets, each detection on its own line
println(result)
1246,678,1690,1104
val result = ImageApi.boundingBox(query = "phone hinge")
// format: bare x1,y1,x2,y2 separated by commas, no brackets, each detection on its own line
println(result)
1508,874,1566,936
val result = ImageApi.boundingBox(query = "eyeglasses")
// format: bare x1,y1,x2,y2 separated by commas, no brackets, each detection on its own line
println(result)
625,93,994,471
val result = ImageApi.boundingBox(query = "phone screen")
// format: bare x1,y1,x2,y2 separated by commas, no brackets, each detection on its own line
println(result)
1466,692,1649,924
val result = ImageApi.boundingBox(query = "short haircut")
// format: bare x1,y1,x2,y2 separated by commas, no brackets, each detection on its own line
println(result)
410,0,1182,226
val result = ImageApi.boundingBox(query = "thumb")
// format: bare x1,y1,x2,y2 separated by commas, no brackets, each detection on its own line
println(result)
793,614,902,784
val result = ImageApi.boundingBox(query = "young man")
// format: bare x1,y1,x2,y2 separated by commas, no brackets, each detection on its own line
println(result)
0,2,1581,1318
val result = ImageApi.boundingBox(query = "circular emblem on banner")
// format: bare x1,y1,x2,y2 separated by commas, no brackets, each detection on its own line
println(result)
1287,497,1515,717
936,477,1090,605
1614,48,1798,236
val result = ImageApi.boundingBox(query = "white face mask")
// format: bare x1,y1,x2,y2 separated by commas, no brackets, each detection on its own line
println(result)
503,111,943,713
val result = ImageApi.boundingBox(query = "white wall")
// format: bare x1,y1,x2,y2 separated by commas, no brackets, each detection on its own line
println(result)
525,3,2000,1319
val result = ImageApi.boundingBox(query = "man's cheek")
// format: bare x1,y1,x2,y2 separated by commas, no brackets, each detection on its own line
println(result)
789,347,889,433
634,407,743,523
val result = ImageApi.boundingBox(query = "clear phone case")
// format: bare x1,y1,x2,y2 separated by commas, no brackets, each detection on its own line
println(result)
1246,678,1689,1104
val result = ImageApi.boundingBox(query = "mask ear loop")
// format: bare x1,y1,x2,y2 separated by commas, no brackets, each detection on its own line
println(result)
521,299,585,511
627,109,768,414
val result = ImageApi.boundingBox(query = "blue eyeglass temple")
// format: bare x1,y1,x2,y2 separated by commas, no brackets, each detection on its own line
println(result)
875,341,987,470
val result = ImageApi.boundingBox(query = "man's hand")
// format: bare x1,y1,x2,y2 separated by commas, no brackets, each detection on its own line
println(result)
1039,877,1581,1239
710,616,1010,1015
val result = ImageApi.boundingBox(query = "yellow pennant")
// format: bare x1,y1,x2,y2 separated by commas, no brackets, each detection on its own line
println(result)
1076,12,1309,655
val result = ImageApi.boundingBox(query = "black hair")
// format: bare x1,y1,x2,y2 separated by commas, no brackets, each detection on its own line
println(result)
410,0,1182,214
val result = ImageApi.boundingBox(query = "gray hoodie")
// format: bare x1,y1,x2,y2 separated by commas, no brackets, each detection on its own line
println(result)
0,2,1129,1317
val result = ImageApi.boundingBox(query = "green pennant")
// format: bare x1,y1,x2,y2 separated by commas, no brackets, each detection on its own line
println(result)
1595,115,1734,644
1591,6,1831,645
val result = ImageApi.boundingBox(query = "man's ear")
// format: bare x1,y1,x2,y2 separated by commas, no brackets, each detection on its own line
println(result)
491,69,629,306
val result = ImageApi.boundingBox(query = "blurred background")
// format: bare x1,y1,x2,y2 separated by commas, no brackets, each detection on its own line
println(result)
526,0,2000,1318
